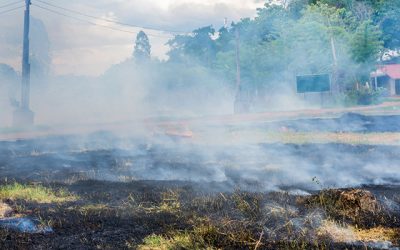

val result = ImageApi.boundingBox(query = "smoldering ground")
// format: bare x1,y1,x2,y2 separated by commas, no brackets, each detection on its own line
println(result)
2,113,400,249
1,113,400,192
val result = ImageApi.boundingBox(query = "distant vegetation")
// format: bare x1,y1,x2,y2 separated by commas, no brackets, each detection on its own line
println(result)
3,0,399,118
127,0,400,111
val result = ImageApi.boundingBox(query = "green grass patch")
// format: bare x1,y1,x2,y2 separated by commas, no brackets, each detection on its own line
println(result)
0,183,78,203
138,232,215,250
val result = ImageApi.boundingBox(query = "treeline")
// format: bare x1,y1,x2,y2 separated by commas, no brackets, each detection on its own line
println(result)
113,0,400,113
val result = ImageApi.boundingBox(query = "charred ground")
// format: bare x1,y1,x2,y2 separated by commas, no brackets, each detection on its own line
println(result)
0,114,399,249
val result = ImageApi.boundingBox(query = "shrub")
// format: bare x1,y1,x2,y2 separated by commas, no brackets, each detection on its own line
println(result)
345,86,385,106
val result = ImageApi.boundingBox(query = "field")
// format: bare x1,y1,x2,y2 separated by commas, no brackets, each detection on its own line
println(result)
0,113,400,249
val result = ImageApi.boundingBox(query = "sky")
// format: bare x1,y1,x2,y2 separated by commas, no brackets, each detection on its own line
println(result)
0,0,265,76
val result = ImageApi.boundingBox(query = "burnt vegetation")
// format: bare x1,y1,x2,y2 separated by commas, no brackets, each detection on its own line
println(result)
1,114,400,249
0,180,399,249
1,0,400,248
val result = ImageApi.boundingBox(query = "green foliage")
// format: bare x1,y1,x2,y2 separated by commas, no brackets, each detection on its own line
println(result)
107,0,398,111
167,26,217,66
350,21,383,64
376,0,400,50
345,86,385,105
312,0,382,10
287,0,309,19
138,232,215,250
215,26,234,52
134,31,151,62
285,3,348,74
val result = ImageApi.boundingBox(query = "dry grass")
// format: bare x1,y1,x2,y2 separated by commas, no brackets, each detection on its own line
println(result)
317,220,400,243
135,188,400,249
138,190,182,214
77,203,111,216
0,181,398,249
354,226,400,242
0,202,12,218
298,189,382,225
225,130,400,145
267,132,400,145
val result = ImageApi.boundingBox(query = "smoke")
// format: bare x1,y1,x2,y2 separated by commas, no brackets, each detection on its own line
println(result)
0,3,382,126
1,3,400,195
30,17,51,86
1,113,400,192
0,64,18,127
28,57,234,127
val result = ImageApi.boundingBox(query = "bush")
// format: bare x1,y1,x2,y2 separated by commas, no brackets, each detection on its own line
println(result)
345,86,385,106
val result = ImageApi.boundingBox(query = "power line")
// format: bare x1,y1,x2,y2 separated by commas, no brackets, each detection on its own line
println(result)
0,4,23,15
35,0,190,35
0,0,22,9
32,4,173,38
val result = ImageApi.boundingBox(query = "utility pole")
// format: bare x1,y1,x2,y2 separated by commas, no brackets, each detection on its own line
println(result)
13,0,34,127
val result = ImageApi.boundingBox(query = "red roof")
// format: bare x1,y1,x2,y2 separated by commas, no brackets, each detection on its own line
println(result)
378,64,400,79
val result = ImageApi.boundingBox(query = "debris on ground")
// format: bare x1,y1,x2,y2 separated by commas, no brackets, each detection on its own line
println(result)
0,217,53,234
0,202,12,218
299,189,385,226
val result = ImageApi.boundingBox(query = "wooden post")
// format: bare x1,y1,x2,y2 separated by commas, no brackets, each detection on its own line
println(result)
21,0,31,110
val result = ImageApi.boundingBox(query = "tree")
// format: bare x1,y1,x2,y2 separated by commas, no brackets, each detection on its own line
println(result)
375,0,400,51
159,0,390,110
350,20,382,63
287,0,310,19
133,31,151,62
310,0,381,10
254,4,289,42
215,26,234,53
350,20,383,83
167,26,217,66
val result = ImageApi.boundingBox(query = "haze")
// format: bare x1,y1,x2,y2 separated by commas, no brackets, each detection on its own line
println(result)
0,0,263,76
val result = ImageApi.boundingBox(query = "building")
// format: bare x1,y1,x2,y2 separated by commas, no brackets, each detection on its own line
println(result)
371,64,400,96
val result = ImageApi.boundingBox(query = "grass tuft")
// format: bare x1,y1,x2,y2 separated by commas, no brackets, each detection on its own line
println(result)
137,233,213,250
0,183,78,203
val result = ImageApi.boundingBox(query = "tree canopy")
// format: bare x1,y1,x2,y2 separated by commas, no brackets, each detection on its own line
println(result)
112,0,400,113
163,0,399,93
134,31,151,62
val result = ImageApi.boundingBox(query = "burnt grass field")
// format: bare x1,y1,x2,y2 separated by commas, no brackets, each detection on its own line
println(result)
0,114,400,249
